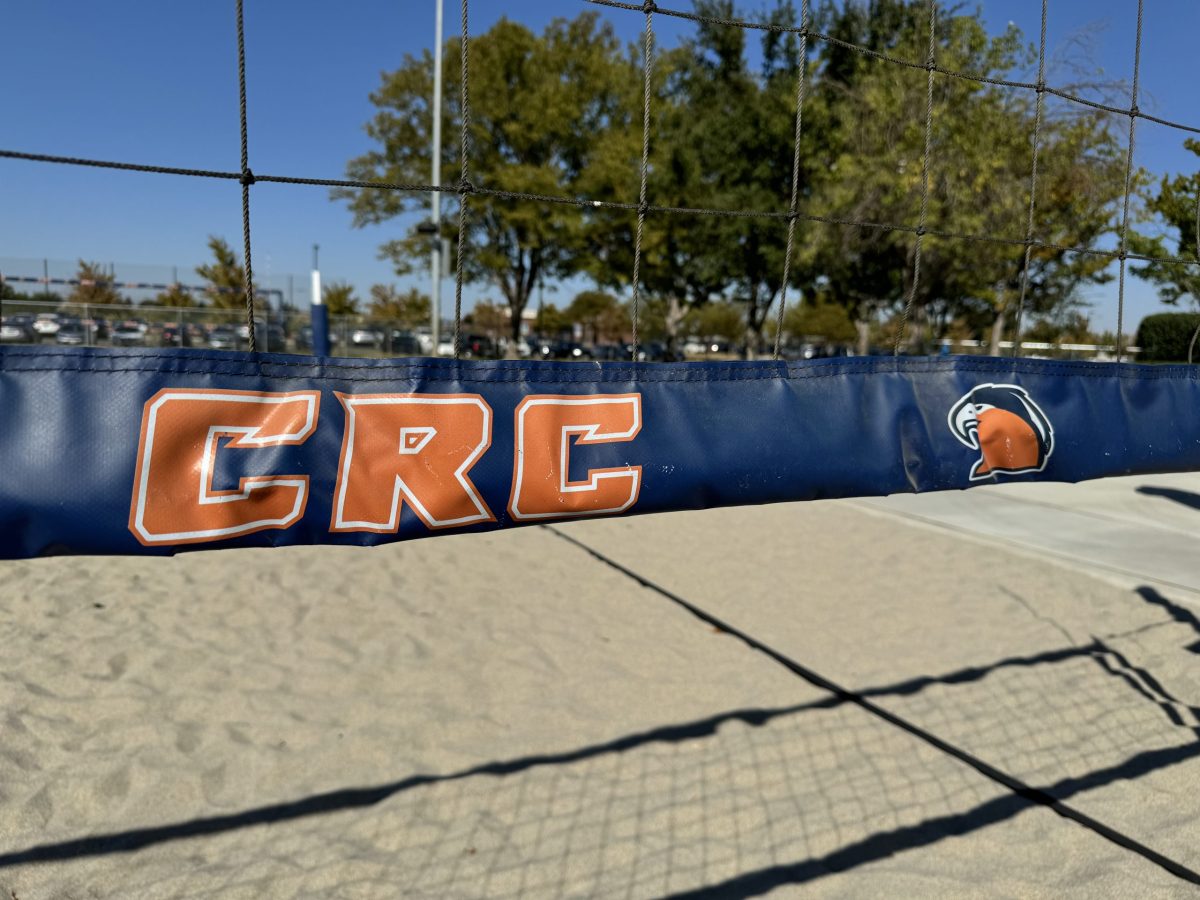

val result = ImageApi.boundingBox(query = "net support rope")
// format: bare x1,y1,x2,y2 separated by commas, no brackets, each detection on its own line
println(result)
1115,0,1145,364
1009,0,1049,358
772,0,810,361
2,147,1194,270
892,0,937,356
235,0,257,353
629,1,656,363
1189,188,1200,363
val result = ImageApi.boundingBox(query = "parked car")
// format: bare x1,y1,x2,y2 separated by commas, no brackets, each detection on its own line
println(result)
55,319,88,345
625,341,682,362
87,317,110,340
293,326,339,351
386,330,423,356
591,343,627,362
534,340,591,360
461,334,497,359
110,320,146,347
33,313,61,338
158,323,205,347
0,315,36,343
260,324,287,352
351,327,384,348
208,326,239,350
682,338,732,356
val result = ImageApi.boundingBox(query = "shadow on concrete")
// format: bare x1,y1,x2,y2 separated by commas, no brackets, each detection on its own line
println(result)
1136,485,1200,512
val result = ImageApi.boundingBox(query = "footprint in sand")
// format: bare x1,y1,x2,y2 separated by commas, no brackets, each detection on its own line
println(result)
106,652,128,680
175,722,203,754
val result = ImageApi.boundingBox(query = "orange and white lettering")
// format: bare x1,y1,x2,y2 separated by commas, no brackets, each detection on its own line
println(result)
508,394,642,521
129,389,319,546
331,393,494,532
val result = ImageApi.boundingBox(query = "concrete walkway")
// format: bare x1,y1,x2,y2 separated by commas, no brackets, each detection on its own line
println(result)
855,472,1200,596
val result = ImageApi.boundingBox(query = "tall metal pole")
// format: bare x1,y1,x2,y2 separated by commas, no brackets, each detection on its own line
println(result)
311,242,330,357
430,0,444,355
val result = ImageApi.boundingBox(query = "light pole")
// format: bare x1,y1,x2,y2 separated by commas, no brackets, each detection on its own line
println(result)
430,0,444,355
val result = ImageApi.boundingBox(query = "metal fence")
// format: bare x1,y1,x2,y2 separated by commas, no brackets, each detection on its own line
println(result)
0,296,446,359
0,256,311,310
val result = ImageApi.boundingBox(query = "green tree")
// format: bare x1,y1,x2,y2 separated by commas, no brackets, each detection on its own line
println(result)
368,284,430,329
535,302,571,337
566,290,627,343
685,301,745,344
810,0,1126,354
323,281,360,316
781,299,856,344
600,1,817,357
466,301,510,343
196,237,256,311
154,282,199,308
1,279,29,301
339,12,634,347
1130,139,1200,308
67,261,126,306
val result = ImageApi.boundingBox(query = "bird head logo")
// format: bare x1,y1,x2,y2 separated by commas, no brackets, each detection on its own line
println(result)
948,384,1054,482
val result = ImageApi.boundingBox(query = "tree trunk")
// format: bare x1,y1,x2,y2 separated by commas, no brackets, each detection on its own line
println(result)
743,287,763,360
507,297,523,359
855,316,871,357
664,295,685,355
906,304,928,355
989,308,1007,357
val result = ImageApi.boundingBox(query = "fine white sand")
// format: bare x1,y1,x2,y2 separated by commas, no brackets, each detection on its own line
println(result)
3,490,1199,898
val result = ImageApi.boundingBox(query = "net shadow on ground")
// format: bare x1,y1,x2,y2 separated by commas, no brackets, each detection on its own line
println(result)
4,612,1199,896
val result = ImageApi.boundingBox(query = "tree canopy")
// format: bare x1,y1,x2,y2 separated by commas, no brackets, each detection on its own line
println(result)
196,237,255,311
368,285,431,329
68,261,126,306
341,0,1142,353
322,281,360,316
339,12,633,344
1130,139,1200,309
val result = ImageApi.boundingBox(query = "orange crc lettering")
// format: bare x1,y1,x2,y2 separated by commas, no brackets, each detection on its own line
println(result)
331,393,494,532
128,390,644,546
508,394,642,521
129,389,319,546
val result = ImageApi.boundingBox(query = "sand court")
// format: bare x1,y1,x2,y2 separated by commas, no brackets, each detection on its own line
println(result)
3,481,1200,897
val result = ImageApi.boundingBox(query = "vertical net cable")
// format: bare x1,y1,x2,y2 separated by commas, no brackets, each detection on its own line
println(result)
235,0,257,353
772,0,810,361
453,0,472,361
1187,188,1200,363
1010,0,1049,358
1115,0,1145,364
893,0,937,356
630,1,656,363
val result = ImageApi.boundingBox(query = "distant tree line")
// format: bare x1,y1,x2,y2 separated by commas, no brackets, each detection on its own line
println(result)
339,0,1195,357
0,239,432,327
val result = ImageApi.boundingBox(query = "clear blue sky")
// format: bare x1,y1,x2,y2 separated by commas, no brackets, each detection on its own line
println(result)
1,0,1197,332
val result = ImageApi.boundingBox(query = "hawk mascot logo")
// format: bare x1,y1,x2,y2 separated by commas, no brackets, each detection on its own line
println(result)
948,384,1054,481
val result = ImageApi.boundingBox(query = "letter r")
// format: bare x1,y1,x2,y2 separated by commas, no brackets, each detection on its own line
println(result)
331,393,494,532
